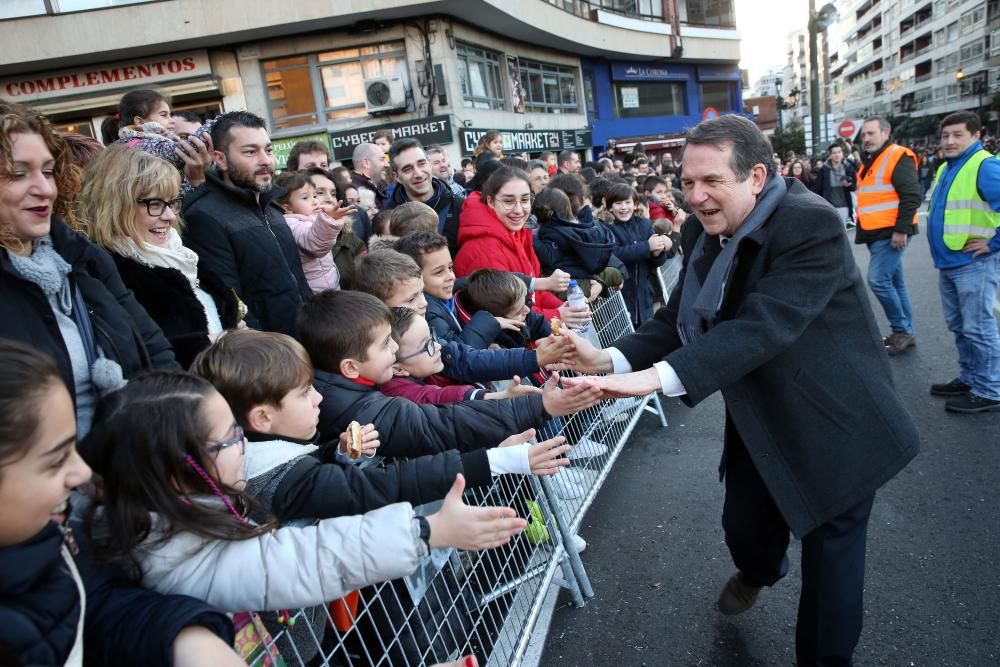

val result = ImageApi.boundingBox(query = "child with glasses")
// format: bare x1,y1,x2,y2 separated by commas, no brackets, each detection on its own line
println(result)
383,307,541,404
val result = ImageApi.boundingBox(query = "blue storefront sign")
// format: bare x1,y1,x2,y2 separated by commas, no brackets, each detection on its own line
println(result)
611,62,690,82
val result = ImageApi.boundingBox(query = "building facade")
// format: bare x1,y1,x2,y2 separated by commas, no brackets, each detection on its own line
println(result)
0,0,741,165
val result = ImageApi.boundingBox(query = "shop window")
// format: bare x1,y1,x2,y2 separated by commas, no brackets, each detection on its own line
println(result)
583,71,598,119
457,42,505,110
262,42,410,130
52,120,95,138
516,59,580,114
613,81,686,118
699,81,735,112
686,0,736,27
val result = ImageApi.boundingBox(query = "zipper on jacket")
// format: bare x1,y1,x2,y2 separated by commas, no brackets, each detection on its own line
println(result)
260,207,304,294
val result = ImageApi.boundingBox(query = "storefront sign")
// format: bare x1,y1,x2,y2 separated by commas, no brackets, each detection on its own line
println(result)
327,115,452,161
272,131,333,171
0,51,212,103
696,65,741,81
611,62,689,82
459,127,593,156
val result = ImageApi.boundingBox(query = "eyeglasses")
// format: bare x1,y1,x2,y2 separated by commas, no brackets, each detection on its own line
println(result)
397,332,439,362
206,422,246,455
137,197,183,216
494,196,533,212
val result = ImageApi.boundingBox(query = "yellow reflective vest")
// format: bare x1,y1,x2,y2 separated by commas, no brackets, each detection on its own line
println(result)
929,149,1000,251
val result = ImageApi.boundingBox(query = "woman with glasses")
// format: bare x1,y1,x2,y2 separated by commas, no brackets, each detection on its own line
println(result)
0,101,179,437
454,167,589,328
81,145,241,368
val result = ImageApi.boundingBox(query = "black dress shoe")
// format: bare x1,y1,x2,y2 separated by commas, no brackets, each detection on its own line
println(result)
717,572,762,616
930,378,971,396
945,393,1000,414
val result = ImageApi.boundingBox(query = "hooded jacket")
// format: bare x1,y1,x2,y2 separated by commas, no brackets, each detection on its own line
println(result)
454,192,564,320
384,177,465,255
0,219,179,399
424,294,502,350
608,214,670,326
243,433,491,523
0,522,233,667
313,369,547,458
181,170,312,336
534,212,618,278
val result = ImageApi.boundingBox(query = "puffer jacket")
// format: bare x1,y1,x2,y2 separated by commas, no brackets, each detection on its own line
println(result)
608,214,670,326
0,219,179,400
0,521,233,667
284,211,344,293
454,192,565,320
533,212,617,278
314,369,548,458
134,500,426,612
383,177,465,255
182,170,313,336
425,294,501,350
243,434,491,522
438,338,538,385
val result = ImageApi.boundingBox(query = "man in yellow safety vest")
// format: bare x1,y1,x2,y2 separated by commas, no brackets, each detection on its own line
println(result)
856,116,922,355
926,110,1000,413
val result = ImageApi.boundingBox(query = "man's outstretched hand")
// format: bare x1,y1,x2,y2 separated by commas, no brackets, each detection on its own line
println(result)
561,368,661,400
546,328,614,374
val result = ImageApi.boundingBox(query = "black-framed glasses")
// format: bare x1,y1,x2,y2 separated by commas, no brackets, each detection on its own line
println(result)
397,332,439,362
136,197,183,216
206,422,246,455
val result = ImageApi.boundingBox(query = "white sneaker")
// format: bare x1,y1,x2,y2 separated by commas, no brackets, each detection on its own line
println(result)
600,399,633,423
552,475,586,500
566,436,608,460
570,534,587,553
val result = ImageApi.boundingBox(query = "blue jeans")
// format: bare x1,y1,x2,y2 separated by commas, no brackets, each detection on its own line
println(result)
939,253,1000,400
867,238,914,335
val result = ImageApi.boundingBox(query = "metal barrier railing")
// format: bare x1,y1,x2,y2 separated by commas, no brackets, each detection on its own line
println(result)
248,291,666,667
655,254,683,307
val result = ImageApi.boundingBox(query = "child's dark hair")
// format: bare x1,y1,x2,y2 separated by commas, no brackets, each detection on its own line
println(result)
273,171,313,208
389,307,416,346
297,290,392,373
354,250,423,302
100,88,170,145
588,177,614,209
459,269,527,317
641,175,668,194
371,209,392,236
189,329,313,429
0,339,63,468
547,173,588,214
532,188,573,224
394,231,449,269
604,182,641,208
83,372,275,578
286,140,330,171
388,201,439,237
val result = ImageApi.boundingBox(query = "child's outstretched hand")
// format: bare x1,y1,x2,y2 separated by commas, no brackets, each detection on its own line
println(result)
501,376,542,399
494,315,524,331
338,423,379,458
326,199,357,220
527,435,571,476
541,372,602,416
535,333,576,368
425,474,527,551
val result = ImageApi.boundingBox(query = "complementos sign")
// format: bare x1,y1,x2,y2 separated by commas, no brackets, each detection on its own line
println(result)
0,50,212,102
459,127,593,156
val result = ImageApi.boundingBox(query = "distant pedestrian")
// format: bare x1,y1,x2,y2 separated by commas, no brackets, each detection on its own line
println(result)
815,144,858,229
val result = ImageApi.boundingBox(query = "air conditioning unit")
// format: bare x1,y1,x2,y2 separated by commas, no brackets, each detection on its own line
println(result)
364,76,406,113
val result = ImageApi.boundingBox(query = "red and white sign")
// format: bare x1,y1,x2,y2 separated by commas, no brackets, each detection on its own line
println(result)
702,107,719,121
838,119,859,138
0,50,211,103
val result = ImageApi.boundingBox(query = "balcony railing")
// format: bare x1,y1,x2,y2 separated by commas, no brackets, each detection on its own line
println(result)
541,0,666,22
1,0,166,20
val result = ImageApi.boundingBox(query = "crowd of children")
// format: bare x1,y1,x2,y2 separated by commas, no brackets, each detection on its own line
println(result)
0,90,681,665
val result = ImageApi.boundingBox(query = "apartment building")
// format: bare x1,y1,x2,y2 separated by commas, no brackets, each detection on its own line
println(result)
833,0,999,122
0,0,741,164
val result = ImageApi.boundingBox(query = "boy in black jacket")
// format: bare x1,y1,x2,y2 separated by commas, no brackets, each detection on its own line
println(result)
296,290,601,458
190,329,571,523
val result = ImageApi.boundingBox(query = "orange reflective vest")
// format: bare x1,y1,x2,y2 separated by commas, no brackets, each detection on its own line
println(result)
856,144,918,231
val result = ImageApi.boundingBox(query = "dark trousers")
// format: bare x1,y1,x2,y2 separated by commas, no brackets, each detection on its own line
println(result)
721,436,875,667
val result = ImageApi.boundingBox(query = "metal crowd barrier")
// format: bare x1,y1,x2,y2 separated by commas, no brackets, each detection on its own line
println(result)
248,291,667,667
655,254,683,306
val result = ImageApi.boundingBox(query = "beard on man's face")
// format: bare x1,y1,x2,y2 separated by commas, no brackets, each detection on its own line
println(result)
226,155,275,193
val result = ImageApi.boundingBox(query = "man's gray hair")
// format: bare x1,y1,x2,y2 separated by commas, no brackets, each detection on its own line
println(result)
527,160,547,171
352,142,382,166
863,115,891,132
683,114,776,180
424,146,446,158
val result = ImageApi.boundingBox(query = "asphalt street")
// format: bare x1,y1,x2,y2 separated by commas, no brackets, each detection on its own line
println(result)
541,214,1000,666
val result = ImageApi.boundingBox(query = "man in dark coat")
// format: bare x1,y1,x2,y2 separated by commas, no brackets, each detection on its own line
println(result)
814,143,858,229
384,138,466,255
182,112,312,336
562,115,919,666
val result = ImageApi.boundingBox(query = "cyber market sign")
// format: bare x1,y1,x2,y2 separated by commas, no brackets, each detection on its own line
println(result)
459,127,593,156
327,115,453,161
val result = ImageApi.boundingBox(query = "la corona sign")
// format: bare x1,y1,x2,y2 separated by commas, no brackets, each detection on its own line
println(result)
0,50,212,103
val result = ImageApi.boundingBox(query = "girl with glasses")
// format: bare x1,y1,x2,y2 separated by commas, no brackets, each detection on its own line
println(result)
81,145,244,368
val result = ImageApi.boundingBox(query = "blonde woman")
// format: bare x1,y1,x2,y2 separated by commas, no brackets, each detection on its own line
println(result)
80,145,241,368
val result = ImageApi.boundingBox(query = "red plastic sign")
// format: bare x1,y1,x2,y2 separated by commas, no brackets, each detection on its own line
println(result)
838,120,857,138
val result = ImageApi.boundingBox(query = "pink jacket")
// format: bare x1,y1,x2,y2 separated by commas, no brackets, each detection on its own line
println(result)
284,212,344,293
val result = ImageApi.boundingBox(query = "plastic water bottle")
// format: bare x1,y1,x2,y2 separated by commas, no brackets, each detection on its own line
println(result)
566,280,591,334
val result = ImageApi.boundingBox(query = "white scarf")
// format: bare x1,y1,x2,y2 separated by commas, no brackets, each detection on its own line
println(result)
111,228,200,289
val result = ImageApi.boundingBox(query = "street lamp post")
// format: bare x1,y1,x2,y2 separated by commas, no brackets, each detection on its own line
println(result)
775,76,784,132
809,2,838,154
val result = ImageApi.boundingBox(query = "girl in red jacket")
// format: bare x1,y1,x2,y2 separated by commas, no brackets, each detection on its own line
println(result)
453,167,589,328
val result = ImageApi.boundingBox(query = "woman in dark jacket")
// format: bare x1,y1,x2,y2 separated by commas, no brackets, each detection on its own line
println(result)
81,145,241,369
0,100,178,436
0,339,238,666
604,182,671,326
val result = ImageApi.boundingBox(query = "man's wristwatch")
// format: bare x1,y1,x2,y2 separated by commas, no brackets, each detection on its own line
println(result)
415,515,431,551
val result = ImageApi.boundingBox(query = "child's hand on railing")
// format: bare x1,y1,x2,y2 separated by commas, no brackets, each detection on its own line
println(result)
424,474,527,551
